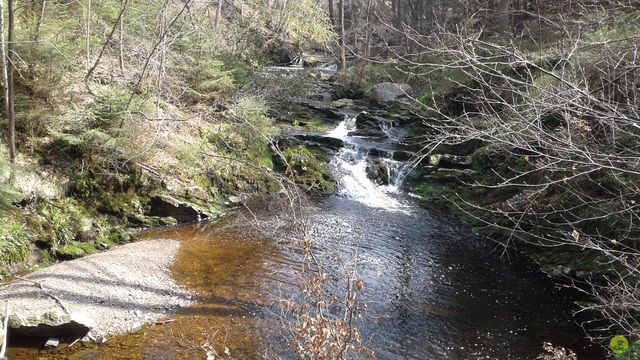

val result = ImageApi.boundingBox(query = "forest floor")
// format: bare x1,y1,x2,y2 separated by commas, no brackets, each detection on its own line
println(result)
0,239,194,341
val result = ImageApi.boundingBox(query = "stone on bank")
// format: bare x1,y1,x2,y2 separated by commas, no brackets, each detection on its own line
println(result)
8,311,95,339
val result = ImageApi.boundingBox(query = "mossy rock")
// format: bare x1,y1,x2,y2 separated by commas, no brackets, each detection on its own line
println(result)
56,242,98,260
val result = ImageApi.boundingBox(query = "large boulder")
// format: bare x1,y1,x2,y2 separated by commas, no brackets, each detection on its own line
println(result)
366,159,392,185
371,83,413,105
8,311,95,339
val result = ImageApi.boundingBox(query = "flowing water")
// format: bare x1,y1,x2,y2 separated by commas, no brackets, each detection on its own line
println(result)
6,111,605,359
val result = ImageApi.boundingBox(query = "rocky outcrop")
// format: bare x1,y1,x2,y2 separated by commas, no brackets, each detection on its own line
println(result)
8,311,95,339
421,167,478,180
427,154,473,167
147,195,210,223
331,98,355,108
186,185,209,202
298,103,344,124
392,151,414,162
421,153,476,180
293,134,344,151
371,83,413,105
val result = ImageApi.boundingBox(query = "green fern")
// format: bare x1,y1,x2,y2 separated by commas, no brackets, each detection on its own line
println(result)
0,220,32,264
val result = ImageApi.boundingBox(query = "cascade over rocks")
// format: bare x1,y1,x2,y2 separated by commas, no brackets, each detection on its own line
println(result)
371,83,413,105
356,111,397,127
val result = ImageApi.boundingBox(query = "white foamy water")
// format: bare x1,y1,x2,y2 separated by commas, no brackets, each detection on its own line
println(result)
326,115,410,212
325,114,357,139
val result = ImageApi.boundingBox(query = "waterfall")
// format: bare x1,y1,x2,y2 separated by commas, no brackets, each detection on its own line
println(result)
325,113,409,212
325,114,356,139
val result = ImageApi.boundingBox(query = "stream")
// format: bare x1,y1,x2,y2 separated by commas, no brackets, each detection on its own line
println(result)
7,109,604,359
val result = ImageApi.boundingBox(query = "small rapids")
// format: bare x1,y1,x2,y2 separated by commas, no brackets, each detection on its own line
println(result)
326,113,410,212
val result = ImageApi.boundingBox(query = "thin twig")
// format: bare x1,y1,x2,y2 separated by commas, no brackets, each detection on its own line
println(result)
13,276,71,315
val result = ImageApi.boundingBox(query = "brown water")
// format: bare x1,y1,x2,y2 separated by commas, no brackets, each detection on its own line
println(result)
6,195,605,359
5,213,285,359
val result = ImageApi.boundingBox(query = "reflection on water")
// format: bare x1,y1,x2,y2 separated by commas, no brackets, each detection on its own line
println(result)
7,193,604,359
306,197,602,359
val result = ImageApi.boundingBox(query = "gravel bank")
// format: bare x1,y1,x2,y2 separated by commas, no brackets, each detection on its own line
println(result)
0,239,194,340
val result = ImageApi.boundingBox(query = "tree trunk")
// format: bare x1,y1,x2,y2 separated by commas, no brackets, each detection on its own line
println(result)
328,0,335,26
7,0,15,162
414,0,424,32
33,1,46,41
0,0,8,162
350,0,357,54
214,0,222,28
363,0,373,59
119,0,125,73
338,0,346,73
156,1,167,116
394,0,405,31
424,0,434,34
84,0,130,93
86,0,91,70
498,0,510,42
391,0,399,29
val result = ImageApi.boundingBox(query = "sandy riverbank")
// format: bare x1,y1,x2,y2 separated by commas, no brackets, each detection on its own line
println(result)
0,239,194,342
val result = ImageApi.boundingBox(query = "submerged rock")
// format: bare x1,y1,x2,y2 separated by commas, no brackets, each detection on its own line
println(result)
8,312,95,339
